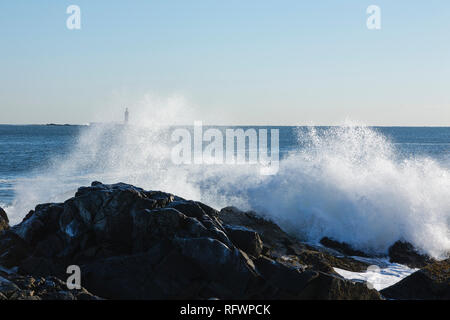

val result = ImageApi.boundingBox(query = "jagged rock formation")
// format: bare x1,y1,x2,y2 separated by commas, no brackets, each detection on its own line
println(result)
319,237,370,258
0,269,99,300
0,182,382,300
387,241,436,269
381,259,450,300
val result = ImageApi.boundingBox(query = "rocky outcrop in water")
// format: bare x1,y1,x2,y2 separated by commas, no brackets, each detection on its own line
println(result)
388,241,436,269
319,237,370,258
218,207,371,273
0,182,382,300
381,259,450,300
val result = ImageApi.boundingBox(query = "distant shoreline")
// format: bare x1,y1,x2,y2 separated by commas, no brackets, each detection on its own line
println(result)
0,123,88,127
0,124,449,128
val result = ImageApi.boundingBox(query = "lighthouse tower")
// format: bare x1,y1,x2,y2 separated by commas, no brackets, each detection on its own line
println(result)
124,108,129,124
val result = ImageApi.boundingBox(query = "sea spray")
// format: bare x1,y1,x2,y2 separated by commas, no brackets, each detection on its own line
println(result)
6,105,450,259
241,126,450,259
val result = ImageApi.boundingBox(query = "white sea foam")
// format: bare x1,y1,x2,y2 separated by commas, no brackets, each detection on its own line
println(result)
6,97,450,260
238,126,450,259
334,262,418,291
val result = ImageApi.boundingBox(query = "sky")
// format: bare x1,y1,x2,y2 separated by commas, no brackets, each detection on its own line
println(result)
0,0,449,126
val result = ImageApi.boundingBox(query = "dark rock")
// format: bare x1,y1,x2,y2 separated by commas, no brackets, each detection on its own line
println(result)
80,237,260,300
18,256,65,279
0,230,30,268
219,207,370,273
320,237,370,257
224,225,263,258
0,275,20,297
297,271,382,300
0,207,9,232
253,256,318,299
13,203,64,244
0,207,8,223
284,245,370,273
0,270,100,300
219,207,290,251
381,259,450,300
1,183,260,299
388,241,435,268
81,250,178,299
0,182,385,300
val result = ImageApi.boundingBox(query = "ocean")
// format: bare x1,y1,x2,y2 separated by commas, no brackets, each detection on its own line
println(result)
0,124,449,263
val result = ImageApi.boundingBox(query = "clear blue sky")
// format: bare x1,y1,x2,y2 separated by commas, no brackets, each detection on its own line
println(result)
1,0,449,125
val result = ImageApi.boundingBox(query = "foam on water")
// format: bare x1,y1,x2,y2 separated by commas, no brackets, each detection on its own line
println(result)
5,99,450,260
334,262,418,291
238,126,450,259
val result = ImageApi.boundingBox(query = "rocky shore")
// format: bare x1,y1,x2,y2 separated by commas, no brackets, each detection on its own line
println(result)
0,182,448,300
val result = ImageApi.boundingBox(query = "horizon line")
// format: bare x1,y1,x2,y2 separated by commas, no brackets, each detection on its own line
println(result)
1,123,449,128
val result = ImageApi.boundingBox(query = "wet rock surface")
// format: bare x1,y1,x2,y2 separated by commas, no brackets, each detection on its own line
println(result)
381,259,450,300
218,207,371,273
320,237,370,258
0,182,388,299
388,241,435,269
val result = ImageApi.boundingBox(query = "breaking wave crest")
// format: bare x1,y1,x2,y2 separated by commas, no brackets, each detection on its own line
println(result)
6,100,450,259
